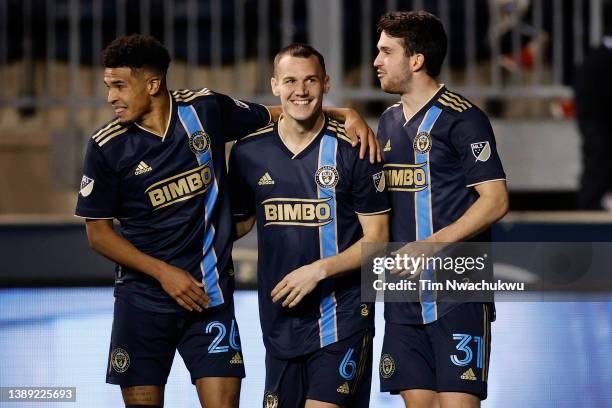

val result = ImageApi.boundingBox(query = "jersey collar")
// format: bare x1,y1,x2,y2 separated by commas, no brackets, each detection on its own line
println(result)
134,91,177,142
402,84,446,127
276,114,328,160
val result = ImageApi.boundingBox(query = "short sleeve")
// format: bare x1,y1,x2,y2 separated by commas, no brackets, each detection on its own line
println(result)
350,152,391,215
74,141,120,219
228,144,256,221
450,111,506,187
217,93,271,141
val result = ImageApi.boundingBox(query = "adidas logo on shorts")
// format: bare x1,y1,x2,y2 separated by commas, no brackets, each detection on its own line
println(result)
258,172,275,186
336,382,350,394
230,352,243,365
461,368,477,381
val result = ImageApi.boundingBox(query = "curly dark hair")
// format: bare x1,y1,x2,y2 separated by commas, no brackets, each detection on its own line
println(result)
377,11,447,78
102,34,170,76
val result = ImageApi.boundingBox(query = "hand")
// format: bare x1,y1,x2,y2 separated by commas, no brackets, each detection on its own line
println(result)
271,261,326,308
157,263,210,312
343,109,382,164
390,241,445,278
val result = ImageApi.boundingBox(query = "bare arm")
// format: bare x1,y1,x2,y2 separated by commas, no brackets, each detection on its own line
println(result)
234,215,256,240
427,180,509,243
271,213,389,307
85,219,209,311
265,105,381,163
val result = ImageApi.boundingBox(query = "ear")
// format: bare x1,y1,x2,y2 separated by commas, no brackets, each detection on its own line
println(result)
412,54,426,73
323,75,331,94
147,75,162,95
271,76,281,97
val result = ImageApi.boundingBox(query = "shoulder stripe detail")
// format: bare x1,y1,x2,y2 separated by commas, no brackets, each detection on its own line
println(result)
437,98,465,112
241,123,274,140
383,101,402,112
98,127,128,146
93,124,124,143
441,93,469,110
171,88,213,102
443,91,473,107
92,120,120,140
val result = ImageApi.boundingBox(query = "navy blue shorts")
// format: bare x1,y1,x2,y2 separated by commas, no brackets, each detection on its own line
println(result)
380,303,492,400
106,297,245,386
263,329,373,408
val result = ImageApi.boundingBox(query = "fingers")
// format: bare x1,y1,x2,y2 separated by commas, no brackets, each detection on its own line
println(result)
271,280,290,303
346,125,358,147
368,129,377,164
285,290,305,308
376,138,382,162
359,134,367,160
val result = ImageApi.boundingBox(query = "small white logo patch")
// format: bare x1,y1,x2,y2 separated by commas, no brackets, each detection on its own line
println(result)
232,98,250,109
471,142,491,162
315,165,339,189
79,175,94,197
373,171,386,192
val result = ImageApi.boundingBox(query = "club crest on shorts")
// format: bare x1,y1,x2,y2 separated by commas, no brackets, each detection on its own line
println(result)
379,353,396,378
110,347,130,373
413,131,432,154
79,175,94,197
263,391,279,408
189,130,211,155
372,171,386,192
471,141,491,162
315,165,339,189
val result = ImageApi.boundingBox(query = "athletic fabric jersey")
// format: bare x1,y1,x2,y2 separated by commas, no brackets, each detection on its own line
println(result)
229,117,390,359
378,86,505,324
75,88,271,313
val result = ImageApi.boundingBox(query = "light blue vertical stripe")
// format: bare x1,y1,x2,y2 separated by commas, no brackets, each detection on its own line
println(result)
177,105,224,307
318,134,338,347
415,106,442,323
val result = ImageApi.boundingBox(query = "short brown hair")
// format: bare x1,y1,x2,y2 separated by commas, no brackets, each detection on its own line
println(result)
377,11,447,78
273,43,326,75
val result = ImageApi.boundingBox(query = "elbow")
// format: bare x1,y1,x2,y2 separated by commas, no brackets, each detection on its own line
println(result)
493,193,509,222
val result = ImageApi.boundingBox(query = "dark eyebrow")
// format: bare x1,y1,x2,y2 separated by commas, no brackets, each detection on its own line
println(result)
104,79,126,86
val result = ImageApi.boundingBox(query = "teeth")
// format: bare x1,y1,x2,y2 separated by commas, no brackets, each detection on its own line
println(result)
292,100,309,105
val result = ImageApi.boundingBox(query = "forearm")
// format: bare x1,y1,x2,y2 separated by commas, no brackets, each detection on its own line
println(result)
234,216,256,240
323,107,353,122
265,106,282,121
428,193,508,243
86,222,164,280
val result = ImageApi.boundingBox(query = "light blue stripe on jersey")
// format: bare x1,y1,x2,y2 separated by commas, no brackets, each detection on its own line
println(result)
318,134,339,347
415,105,442,324
177,105,224,307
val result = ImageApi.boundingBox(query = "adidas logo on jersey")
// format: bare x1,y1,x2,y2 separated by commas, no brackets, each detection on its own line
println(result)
461,368,477,381
384,139,391,152
134,161,152,175
258,172,275,185
336,382,350,395
230,352,243,365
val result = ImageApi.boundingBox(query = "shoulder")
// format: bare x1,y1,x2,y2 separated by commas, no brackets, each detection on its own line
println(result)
378,101,404,129
435,88,491,127
90,118,130,149
326,118,353,147
235,122,275,147
171,88,216,106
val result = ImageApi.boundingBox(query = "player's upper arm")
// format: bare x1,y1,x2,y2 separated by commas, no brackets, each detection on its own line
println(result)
357,212,389,243
217,93,271,141
349,148,391,215
228,143,256,221
450,112,506,187
84,218,116,249
474,179,509,218
234,215,256,240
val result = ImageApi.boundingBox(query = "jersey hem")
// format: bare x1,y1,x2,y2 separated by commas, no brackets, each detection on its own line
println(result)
466,178,506,188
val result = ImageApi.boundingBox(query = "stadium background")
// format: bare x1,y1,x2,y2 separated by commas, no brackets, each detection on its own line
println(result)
0,0,611,406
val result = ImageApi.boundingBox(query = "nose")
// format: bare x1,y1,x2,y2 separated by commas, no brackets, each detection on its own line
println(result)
295,81,308,96
107,88,118,104
373,52,382,68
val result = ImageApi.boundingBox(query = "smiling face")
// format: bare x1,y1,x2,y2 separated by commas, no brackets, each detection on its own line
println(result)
271,55,329,124
104,67,153,125
373,31,415,95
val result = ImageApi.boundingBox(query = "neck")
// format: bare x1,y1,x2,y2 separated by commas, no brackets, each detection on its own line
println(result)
400,76,441,121
138,89,171,137
278,112,325,155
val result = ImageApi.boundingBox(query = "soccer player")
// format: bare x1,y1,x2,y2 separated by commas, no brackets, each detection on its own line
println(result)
75,35,378,408
373,11,509,408
229,44,390,408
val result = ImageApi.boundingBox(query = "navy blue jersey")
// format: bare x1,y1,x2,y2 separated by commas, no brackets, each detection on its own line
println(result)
75,89,270,313
378,86,505,325
229,117,390,359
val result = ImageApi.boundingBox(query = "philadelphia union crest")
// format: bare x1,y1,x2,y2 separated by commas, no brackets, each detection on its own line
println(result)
379,354,396,379
413,131,432,154
189,130,211,155
263,391,279,408
110,347,130,373
315,165,339,189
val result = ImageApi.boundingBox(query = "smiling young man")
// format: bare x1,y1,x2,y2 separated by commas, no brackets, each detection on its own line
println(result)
373,11,509,408
75,34,378,408
229,44,390,408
